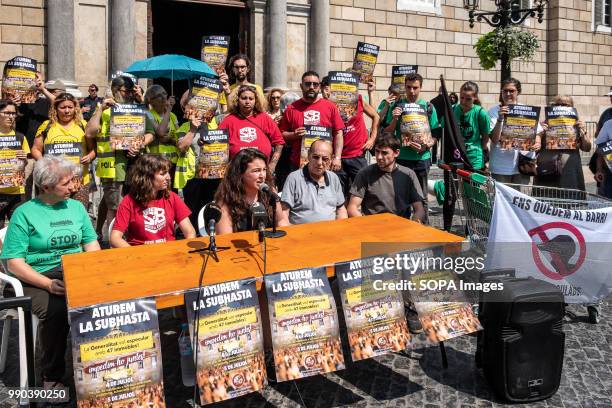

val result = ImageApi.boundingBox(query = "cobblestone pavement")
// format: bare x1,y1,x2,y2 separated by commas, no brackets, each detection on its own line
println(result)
1,169,610,407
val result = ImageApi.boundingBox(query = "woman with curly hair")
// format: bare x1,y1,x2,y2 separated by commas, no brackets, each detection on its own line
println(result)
219,85,284,174
110,154,195,247
31,92,95,208
214,148,287,234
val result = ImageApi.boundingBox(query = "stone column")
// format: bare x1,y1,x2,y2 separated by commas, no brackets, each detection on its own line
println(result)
265,0,287,89
309,0,330,77
47,0,75,81
111,0,136,72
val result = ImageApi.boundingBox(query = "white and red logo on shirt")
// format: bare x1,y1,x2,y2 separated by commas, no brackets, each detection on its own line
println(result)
303,110,320,125
142,207,166,233
239,127,257,143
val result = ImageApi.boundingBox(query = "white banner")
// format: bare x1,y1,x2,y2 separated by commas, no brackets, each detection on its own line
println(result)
486,182,612,303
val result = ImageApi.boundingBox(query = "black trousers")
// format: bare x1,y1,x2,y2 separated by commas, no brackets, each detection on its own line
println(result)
337,156,368,199
183,178,221,230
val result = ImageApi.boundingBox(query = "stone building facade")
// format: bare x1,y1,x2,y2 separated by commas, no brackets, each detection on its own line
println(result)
1,0,610,121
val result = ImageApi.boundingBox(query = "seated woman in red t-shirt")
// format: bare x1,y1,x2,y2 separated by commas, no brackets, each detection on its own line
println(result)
219,85,284,174
110,154,196,247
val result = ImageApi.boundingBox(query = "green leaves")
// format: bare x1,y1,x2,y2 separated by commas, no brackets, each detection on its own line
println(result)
473,27,540,70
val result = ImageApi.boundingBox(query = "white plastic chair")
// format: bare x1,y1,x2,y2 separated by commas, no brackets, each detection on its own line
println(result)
0,228,39,389
197,205,209,237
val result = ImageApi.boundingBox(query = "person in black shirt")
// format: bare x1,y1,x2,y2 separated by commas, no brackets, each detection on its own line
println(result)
80,83,103,121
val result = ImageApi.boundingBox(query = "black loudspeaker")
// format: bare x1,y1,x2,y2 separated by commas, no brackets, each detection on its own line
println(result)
477,276,565,402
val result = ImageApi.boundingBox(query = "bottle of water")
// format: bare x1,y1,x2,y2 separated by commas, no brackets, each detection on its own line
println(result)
178,323,195,387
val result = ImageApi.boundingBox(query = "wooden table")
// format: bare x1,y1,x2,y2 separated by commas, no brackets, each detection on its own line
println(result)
63,214,464,310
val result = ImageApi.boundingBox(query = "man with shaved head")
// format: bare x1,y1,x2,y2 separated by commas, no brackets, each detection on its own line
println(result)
280,139,347,224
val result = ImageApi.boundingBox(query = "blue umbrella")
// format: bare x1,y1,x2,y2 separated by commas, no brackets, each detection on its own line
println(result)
124,54,218,94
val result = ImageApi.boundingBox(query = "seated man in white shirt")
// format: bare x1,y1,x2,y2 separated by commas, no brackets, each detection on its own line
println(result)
281,139,347,224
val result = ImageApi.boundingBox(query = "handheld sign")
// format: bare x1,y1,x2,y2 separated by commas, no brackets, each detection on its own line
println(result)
109,104,147,151
197,129,229,179
299,125,332,168
328,71,359,123
2,56,37,104
390,65,418,98
187,76,223,122
351,42,379,84
201,36,230,75
545,106,578,150
500,104,540,151
399,102,433,149
0,134,25,189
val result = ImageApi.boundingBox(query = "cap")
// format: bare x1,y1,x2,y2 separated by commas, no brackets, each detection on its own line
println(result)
45,79,67,91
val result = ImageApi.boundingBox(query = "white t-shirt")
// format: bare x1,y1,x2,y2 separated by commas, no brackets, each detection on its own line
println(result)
488,104,542,176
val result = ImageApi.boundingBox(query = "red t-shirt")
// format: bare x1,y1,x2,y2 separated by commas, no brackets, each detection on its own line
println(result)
219,112,284,160
279,98,344,167
342,95,368,159
113,191,191,246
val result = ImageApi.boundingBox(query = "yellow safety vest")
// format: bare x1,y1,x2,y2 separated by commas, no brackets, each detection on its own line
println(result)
95,108,117,179
174,118,218,189
146,109,179,164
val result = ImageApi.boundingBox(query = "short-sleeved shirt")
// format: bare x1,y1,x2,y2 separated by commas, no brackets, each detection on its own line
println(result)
342,95,368,159
281,167,345,225
0,198,97,273
219,112,284,160
219,82,266,107
597,107,612,133
350,163,424,218
0,130,30,195
280,98,345,167
452,104,490,170
176,117,219,158
388,99,440,161
113,191,191,246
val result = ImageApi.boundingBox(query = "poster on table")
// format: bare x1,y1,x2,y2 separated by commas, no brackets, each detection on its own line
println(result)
390,65,418,98
409,269,482,343
328,71,359,123
70,297,166,407
335,257,410,362
0,134,25,189
184,278,266,405
197,129,229,179
544,106,579,149
201,36,230,75
351,42,379,84
265,267,345,381
1,56,37,103
187,75,223,122
299,125,332,168
44,140,84,188
500,104,540,150
109,104,147,151
399,102,434,148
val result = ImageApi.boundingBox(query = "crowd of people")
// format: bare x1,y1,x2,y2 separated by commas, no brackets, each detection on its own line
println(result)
1,49,611,394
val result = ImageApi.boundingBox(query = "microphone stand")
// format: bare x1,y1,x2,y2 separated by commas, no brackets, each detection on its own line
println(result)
189,220,229,262
264,195,287,239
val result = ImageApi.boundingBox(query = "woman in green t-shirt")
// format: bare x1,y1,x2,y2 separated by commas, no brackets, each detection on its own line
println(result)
1,156,100,388
452,81,490,171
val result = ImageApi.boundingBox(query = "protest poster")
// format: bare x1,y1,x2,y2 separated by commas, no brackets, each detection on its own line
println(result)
187,76,223,122
44,140,84,188
1,56,37,104
335,257,410,362
408,270,482,343
500,104,540,150
545,106,579,149
299,125,332,168
390,65,418,97
487,182,612,303
265,267,345,381
598,139,612,171
184,278,266,405
399,102,434,148
351,42,379,84
109,104,147,151
70,298,166,407
0,134,25,189
328,71,359,123
197,129,229,179
201,36,230,75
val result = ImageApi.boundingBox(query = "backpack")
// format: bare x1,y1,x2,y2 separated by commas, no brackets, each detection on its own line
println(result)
39,120,86,142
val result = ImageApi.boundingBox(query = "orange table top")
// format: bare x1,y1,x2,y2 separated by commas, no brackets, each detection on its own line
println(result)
62,214,464,310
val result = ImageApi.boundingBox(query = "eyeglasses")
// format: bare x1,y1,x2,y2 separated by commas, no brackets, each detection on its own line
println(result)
0,111,17,118
311,154,331,163
303,82,320,88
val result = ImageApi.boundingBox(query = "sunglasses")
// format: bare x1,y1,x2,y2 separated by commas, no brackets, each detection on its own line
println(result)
303,81,320,88
270,96,281,100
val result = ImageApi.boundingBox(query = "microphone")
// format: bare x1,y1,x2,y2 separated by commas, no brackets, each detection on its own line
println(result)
250,202,269,242
204,202,222,237
259,182,281,202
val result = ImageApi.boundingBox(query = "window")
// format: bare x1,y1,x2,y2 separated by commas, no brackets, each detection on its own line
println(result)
397,0,442,15
594,0,612,32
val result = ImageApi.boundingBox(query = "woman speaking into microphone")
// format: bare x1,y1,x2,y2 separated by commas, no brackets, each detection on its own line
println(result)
214,148,288,234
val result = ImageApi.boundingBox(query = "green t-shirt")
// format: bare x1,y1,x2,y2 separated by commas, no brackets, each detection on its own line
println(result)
1,198,97,273
452,104,490,170
385,99,440,161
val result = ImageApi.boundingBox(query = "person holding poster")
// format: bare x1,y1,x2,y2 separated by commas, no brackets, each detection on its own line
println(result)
535,95,590,191
144,85,179,174
0,99,29,228
489,77,542,184
218,54,267,113
219,85,284,171
31,93,95,208
280,71,345,171
214,148,288,234
452,81,490,171
594,118,612,199
1,156,100,389
110,154,195,247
